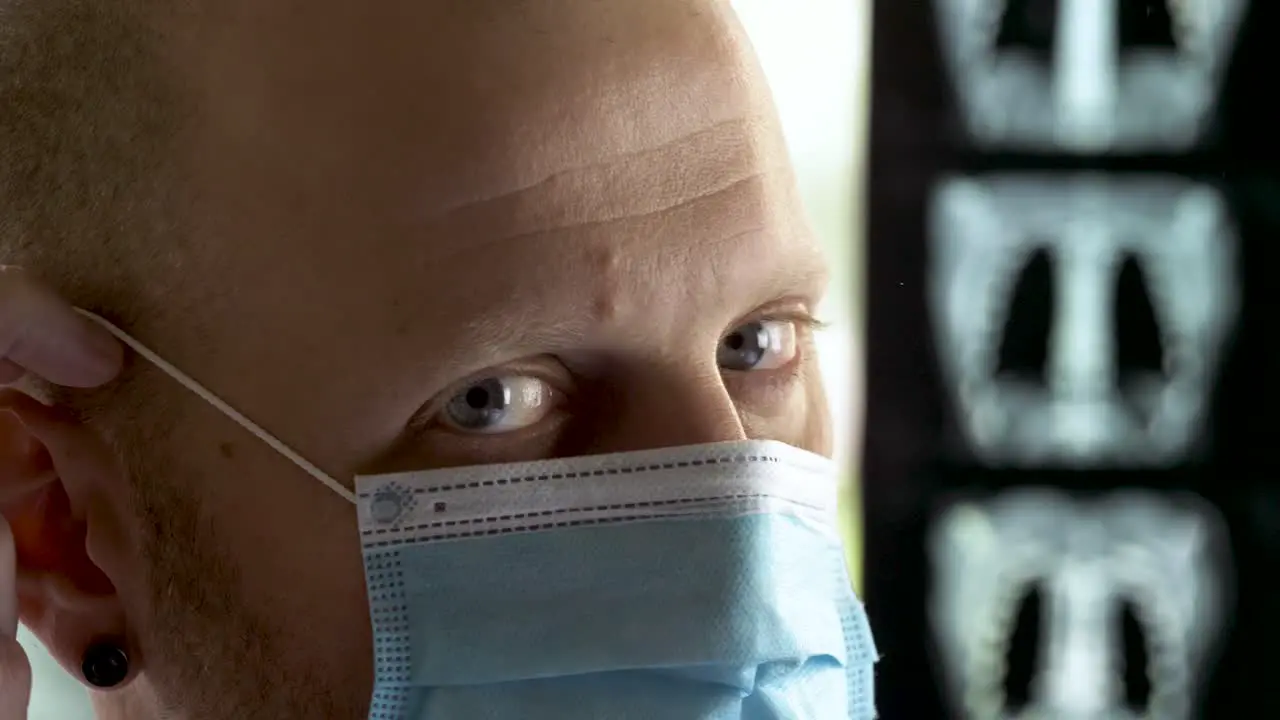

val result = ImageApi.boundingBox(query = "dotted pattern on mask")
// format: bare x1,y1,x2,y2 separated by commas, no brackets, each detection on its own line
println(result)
361,492,821,548
368,483,417,527
365,548,412,720
359,452,831,552
356,454,787,502
835,548,881,720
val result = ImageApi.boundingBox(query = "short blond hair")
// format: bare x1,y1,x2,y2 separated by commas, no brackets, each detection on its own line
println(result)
0,0,198,490
0,0,188,320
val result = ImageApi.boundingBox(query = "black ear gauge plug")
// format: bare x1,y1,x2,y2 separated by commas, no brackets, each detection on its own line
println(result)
82,642,130,689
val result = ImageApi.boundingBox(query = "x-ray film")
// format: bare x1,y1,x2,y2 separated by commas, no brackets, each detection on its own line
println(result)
928,174,1238,467
929,488,1231,720
933,0,1248,152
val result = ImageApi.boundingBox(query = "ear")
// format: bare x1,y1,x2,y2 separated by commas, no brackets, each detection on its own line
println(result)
0,389,142,691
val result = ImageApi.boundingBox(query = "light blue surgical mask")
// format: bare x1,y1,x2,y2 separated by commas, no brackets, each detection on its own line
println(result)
81,311,879,720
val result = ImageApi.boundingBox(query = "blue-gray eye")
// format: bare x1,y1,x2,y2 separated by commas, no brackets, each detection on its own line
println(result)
441,375,554,434
717,320,799,371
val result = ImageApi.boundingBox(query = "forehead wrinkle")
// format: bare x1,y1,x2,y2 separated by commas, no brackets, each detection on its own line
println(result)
422,185,827,374
182,0,769,219
441,171,768,268
413,114,783,251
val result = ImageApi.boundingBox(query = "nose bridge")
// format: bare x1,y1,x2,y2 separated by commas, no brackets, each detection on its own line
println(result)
590,367,747,455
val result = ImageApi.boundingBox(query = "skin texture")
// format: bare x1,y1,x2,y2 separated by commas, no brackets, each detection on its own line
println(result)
0,0,832,718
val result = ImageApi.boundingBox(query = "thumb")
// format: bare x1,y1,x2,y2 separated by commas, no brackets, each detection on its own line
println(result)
0,637,30,720
0,517,29,720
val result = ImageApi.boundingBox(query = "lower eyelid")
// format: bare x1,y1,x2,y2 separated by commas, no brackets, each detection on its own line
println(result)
724,362,805,406
421,411,571,463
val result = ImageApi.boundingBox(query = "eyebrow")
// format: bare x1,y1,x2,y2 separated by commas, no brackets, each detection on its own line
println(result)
440,227,829,368
758,238,830,307
457,306,594,367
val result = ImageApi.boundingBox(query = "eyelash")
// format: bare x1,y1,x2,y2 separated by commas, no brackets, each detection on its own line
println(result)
743,310,830,340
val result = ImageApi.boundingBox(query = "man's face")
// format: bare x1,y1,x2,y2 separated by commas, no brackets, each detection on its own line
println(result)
92,0,831,717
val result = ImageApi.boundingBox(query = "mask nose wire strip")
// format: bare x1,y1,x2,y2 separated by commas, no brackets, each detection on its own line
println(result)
74,309,357,505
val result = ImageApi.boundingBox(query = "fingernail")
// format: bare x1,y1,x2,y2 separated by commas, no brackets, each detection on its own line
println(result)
77,316,125,375
0,517,15,639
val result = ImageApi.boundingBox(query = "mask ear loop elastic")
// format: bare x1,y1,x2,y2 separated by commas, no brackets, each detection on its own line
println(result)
74,310,357,504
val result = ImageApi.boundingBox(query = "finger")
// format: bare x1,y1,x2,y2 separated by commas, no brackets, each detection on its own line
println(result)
0,267,123,388
0,361,23,387
0,517,14,638
0,518,28,720
0,637,31,720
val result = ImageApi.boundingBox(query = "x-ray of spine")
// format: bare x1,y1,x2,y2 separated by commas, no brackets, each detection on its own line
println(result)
929,488,1232,720
928,174,1238,468
932,0,1247,152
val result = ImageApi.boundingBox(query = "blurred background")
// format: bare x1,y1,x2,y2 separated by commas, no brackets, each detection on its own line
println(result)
16,1,873,716
862,1,1276,719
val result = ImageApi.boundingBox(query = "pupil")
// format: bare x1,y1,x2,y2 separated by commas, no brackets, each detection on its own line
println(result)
465,386,491,409
718,322,769,370
446,378,511,430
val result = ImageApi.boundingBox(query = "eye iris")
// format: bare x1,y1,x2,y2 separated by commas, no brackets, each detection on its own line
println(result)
447,378,510,429
720,322,770,370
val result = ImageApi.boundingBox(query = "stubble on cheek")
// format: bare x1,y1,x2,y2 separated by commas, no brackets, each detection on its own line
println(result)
129,461,360,719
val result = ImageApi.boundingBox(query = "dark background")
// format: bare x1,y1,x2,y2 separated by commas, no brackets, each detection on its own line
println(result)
862,0,1277,717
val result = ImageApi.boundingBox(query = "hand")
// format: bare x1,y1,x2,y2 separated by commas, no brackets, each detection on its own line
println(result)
0,267,125,719
0,267,124,388
1,517,30,720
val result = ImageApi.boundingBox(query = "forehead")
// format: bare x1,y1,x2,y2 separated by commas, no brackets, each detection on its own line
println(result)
181,0,761,206
163,0,824,393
